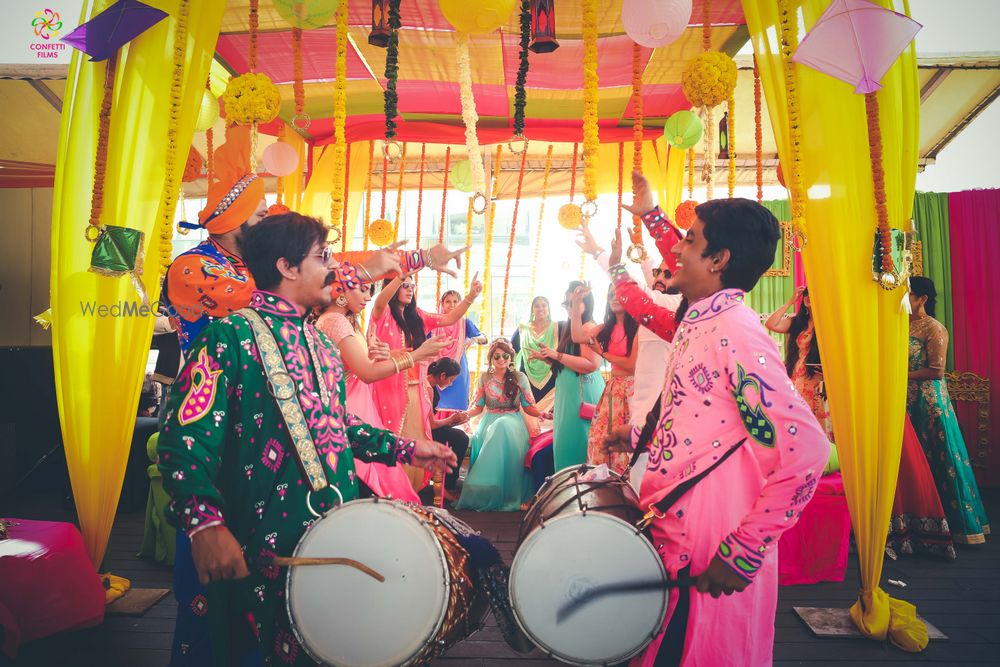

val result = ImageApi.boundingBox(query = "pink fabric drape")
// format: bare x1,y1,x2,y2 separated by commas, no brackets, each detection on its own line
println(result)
947,189,1000,486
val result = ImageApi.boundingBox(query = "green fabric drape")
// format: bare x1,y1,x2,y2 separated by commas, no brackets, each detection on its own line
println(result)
912,192,954,369
746,199,795,354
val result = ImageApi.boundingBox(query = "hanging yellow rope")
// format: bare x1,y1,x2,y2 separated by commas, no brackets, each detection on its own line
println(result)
392,142,409,241
499,148,528,336
362,140,375,251
414,143,427,289
437,146,451,303
476,143,503,373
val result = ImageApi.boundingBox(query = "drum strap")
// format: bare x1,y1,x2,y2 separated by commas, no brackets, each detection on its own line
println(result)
237,308,330,493
637,438,746,531
630,399,662,468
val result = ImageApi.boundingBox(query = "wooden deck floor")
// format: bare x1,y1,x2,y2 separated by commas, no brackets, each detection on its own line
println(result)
5,490,998,667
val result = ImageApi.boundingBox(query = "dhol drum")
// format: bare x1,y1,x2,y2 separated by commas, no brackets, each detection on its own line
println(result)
286,498,490,667
510,464,668,666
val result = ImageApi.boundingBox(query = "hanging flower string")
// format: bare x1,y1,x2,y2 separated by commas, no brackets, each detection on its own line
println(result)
204,77,214,184
511,0,531,150
157,0,189,273
529,144,554,297
477,145,503,373
616,142,624,231
276,125,285,206
363,140,375,250
628,41,646,262
777,0,808,250
456,33,487,212
702,0,712,51
581,0,600,215
500,148,528,335
248,0,259,71
687,147,695,198
329,1,348,232
754,54,763,203
382,0,401,149
392,142,408,240
463,197,474,291
727,93,736,199
866,91,897,287
341,143,351,251
292,27,304,119
437,146,451,302
414,143,427,288
86,52,116,243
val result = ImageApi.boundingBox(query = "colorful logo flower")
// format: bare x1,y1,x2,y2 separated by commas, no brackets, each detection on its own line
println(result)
32,9,62,40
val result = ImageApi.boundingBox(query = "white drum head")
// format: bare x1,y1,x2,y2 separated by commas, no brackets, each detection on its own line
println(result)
510,513,668,666
287,499,449,667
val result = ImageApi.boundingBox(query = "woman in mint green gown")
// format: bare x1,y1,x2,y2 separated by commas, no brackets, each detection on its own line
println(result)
456,339,552,511
907,278,989,544
531,281,605,471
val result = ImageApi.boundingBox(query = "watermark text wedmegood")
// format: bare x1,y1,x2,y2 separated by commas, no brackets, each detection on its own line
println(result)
79,300,202,319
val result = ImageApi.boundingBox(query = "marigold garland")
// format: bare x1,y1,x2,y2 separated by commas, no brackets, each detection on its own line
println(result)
379,150,389,219
529,144,554,297
204,77,214,184
687,147,695,198
368,218,394,247
437,146,451,302
157,0,189,273
500,148,528,335
86,52,116,242
383,0,401,140
456,32,487,202
559,142,582,230
363,140,375,251
341,143,351,251
675,200,698,230
513,0,531,138
392,142,408,240
702,0,712,51
777,0,807,249
727,94,736,199
292,27,304,117
866,92,896,281
581,0,599,206
753,54,763,203
414,143,427,288
630,42,646,259
463,198,474,291
248,0,259,72
329,2,349,227
616,142,625,231
703,104,716,200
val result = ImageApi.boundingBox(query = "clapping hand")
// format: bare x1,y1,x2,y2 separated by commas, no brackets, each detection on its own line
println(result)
449,411,470,426
368,338,391,361
530,342,558,362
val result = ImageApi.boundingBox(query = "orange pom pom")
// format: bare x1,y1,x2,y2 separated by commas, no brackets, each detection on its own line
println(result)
675,200,698,230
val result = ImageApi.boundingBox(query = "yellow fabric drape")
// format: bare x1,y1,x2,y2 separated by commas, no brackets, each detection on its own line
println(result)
280,127,307,211
50,0,225,567
743,0,926,652
593,138,684,220
299,142,370,249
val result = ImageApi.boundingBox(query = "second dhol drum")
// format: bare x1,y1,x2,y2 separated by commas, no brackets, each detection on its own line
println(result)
510,465,669,666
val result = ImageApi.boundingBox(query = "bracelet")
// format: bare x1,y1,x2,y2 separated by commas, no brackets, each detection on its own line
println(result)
390,357,401,374
357,264,374,283
589,248,605,260
421,248,435,271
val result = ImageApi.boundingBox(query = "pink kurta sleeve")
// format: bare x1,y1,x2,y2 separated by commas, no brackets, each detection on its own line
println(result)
715,321,830,582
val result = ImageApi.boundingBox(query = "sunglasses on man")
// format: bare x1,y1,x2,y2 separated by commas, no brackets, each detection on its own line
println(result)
651,267,671,278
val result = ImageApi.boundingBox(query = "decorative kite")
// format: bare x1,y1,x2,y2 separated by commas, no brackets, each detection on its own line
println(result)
791,0,921,94
60,0,168,61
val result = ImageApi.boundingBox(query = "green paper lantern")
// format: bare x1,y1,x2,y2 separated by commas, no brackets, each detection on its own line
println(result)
272,0,340,30
449,159,473,193
89,225,149,304
663,110,703,150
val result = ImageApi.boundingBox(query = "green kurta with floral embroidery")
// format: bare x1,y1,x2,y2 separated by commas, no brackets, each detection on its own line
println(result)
159,291,415,666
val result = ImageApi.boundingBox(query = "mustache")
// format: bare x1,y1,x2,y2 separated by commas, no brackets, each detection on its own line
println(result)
323,271,337,286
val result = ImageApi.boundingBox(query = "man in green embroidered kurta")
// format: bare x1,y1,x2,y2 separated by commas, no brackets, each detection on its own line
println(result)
158,213,457,666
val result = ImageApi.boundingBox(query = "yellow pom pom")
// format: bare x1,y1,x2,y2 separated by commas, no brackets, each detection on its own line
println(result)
368,218,395,247
222,73,281,125
682,51,737,108
558,203,583,230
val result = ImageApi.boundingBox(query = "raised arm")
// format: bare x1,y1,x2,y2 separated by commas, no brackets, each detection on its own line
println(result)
371,276,403,320
764,287,806,334
438,274,483,327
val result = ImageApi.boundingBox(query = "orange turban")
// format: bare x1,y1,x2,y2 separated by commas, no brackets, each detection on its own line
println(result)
198,125,265,235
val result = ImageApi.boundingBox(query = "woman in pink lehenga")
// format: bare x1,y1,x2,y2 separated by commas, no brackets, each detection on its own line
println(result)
369,273,483,491
316,284,448,502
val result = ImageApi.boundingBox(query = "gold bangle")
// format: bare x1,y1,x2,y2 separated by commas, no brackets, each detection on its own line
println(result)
401,352,415,371
357,264,374,283
391,357,401,374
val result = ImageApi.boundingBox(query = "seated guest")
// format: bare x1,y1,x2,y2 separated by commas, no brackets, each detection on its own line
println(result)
456,340,551,511
426,357,471,503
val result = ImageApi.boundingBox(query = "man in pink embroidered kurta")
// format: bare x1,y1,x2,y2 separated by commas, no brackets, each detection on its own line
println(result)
611,190,829,666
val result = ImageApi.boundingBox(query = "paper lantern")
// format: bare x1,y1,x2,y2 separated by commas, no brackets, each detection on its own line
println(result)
558,203,582,230
621,0,691,48
449,160,473,193
262,142,300,177
439,0,518,34
369,0,390,47
674,200,698,230
272,0,339,30
663,110,703,150
368,218,394,246
194,88,219,132
529,0,559,53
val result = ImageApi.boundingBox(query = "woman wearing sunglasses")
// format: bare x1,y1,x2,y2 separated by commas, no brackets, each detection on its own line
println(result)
455,339,552,511
316,283,450,502
369,271,483,493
